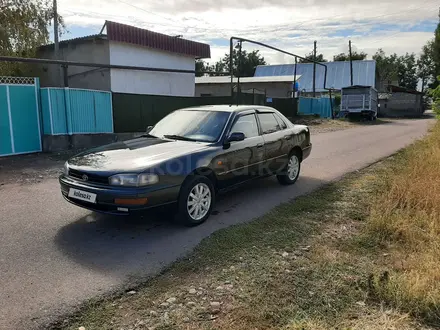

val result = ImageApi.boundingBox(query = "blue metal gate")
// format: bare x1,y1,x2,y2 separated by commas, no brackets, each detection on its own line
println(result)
40,88,113,135
0,77,42,156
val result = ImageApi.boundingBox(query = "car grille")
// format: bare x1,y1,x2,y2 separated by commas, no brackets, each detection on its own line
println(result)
68,169,109,185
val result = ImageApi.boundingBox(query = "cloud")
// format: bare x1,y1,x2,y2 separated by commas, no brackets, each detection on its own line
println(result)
58,0,439,64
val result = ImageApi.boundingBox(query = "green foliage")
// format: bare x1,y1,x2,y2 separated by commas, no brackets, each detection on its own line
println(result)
431,11,440,89
195,59,208,77
430,76,440,116
0,0,64,76
373,49,398,89
298,52,327,63
373,49,420,91
396,53,418,90
195,44,266,77
417,40,435,93
334,94,341,106
333,51,367,61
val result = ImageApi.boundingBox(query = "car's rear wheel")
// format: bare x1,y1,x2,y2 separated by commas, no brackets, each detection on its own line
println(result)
277,152,301,185
177,175,215,226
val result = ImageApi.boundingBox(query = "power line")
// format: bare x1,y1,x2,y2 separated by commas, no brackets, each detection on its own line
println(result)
111,0,231,32
60,0,438,50
113,0,188,28
354,4,439,45
276,0,437,35
82,0,437,35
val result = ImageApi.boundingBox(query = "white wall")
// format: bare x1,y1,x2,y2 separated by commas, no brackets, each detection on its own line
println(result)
109,41,195,96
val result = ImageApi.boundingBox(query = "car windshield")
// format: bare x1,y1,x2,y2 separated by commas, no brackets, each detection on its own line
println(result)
149,110,230,142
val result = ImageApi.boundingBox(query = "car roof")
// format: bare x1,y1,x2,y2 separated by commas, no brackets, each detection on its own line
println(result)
180,105,277,113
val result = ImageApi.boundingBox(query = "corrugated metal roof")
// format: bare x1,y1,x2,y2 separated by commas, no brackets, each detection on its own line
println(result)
106,21,210,59
39,34,107,49
389,85,423,95
254,60,377,92
196,75,301,84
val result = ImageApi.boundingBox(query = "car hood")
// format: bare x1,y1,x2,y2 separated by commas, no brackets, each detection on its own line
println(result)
68,137,210,173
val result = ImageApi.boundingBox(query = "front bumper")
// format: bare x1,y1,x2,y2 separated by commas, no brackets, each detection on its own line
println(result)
59,175,180,215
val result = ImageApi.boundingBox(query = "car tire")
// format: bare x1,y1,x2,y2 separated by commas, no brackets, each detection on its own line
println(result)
277,151,301,185
177,175,215,226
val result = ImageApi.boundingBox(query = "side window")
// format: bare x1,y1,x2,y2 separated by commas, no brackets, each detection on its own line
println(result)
230,114,259,139
274,114,288,129
258,113,281,134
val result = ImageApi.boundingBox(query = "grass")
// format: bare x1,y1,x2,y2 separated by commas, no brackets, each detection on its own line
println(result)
55,122,440,330
362,121,440,326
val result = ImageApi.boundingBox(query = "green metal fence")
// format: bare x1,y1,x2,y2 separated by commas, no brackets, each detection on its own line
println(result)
266,98,298,119
112,93,266,133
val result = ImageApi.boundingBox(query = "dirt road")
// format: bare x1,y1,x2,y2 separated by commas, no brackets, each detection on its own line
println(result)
0,117,433,329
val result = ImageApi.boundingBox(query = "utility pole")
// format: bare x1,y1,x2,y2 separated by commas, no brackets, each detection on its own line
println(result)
53,0,59,59
237,41,242,105
313,40,317,97
349,40,354,86
53,0,63,86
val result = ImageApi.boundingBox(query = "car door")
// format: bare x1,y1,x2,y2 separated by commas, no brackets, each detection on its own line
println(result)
257,111,291,174
216,112,265,188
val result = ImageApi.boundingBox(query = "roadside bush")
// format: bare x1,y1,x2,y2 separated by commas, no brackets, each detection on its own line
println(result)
430,76,440,117
366,120,440,324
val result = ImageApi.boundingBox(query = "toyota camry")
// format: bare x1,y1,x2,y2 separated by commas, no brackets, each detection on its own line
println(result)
59,105,312,226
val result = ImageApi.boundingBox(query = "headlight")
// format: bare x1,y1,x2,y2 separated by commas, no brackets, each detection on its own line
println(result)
63,162,69,175
109,173,159,187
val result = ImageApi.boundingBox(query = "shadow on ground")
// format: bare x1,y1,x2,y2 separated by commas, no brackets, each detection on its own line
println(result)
53,175,327,275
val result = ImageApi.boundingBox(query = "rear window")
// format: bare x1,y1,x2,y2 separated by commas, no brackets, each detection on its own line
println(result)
274,114,288,129
258,113,281,134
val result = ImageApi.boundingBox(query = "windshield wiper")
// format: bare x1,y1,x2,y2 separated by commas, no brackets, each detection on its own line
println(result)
139,133,157,138
163,134,198,142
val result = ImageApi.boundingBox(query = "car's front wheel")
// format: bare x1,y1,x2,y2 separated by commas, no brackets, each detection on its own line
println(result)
177,175,215,226
277,152,301,185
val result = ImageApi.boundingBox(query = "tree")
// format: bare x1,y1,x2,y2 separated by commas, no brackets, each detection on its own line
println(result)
429,76,440,116
195,60,228,77
220,45,267,77
0,0,64,76
396,53,418,90
373,49,419,91
195,45,266,77
431,9,440,89
333,51,367,61
195,59,211,77
298,52,327,63
373,49,398,91
417,40,435,93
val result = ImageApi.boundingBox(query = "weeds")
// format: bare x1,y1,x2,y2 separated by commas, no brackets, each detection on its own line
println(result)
365,121,440,325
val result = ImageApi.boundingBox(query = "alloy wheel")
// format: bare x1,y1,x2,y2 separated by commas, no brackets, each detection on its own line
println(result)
287,155,300,180
187,183,211,221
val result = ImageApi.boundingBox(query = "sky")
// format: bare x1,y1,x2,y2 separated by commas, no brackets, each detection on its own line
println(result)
56,0,439,65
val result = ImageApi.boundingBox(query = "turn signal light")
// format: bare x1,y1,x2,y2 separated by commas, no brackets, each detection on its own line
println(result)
114,198,148,205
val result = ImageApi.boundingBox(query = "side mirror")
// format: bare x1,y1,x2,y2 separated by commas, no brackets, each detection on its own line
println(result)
226,132,245,143
146,126,153,133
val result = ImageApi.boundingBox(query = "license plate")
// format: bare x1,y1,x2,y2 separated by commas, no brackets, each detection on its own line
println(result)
68,188,97,204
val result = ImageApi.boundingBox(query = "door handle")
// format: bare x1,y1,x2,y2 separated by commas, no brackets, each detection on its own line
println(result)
256,143,264,148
